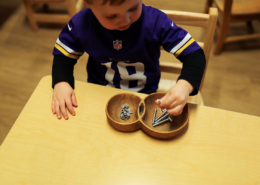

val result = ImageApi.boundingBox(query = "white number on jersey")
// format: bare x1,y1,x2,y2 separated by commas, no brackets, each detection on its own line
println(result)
102,62,147,92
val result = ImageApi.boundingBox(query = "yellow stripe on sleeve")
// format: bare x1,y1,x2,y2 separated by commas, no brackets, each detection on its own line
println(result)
174,38,195,57
54,43,80,59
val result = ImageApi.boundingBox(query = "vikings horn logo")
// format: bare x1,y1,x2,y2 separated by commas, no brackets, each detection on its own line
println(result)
113,40,122,50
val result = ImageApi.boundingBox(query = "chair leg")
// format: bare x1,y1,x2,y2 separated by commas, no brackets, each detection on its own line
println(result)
246,21,254,34
214,21,230,55
204,0,214,13
22,0,38,31
213,0,233,55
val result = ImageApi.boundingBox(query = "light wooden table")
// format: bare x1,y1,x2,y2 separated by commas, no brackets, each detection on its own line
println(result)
0,76,260,184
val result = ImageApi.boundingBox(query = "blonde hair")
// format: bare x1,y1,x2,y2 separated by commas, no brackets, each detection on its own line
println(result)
85,0,126,5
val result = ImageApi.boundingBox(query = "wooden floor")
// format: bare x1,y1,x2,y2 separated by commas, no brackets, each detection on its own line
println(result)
0,0,260,145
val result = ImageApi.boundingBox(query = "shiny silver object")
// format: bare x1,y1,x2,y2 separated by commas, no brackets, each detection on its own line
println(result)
153,117,172,127
152,109,157,124
154,112,169,124
120,105,133,120
154,109,167,122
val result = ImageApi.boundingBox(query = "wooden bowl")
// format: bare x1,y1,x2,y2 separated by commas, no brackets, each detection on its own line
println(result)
140,93,189,139
106,93,142,132
106,92,189,139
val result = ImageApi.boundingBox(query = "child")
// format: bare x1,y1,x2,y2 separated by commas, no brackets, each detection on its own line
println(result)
52,0,206,120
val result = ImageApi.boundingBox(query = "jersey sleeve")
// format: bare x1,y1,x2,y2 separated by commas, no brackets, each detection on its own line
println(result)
52,17,84,60
156,12,205,95
158,15,201,61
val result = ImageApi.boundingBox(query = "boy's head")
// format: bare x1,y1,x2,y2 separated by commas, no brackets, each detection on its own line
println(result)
84,0,142,31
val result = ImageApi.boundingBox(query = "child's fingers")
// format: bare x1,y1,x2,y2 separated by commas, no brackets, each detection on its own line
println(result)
160,94,174,109
154,99,160,104
154,99,163,106
167,95,187,109
65,98,75,116
52,100,56,114
54,100,61,119
71,93,78,107
154,95,167,107
167,99,179,110
60,100,68,120
167,104,184,116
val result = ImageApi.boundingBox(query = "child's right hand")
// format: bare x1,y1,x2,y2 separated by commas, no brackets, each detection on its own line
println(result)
52,82,78,120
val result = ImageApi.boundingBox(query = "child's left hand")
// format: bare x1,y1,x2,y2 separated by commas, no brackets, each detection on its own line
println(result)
155,79,194,116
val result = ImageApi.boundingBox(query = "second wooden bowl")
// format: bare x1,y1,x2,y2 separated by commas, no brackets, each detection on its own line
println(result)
140,93,189,139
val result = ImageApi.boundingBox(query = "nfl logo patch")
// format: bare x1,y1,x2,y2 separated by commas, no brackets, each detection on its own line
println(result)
113,40,122,50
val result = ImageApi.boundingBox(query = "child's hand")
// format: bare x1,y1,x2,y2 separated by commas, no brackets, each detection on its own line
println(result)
52,82,78,120
155,80,193,116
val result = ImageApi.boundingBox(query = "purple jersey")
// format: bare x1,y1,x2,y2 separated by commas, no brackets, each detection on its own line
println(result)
53,4,201,93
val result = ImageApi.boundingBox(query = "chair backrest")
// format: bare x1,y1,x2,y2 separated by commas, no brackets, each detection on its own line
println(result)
23,0,84,31
159,7,218,92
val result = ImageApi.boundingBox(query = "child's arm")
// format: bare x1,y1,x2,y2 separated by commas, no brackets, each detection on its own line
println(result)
51,16,84,120
155,12,207,115
156,49,206,115
52,55,78,120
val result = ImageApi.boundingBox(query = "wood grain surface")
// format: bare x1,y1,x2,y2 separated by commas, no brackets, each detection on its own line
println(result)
1,0,260,148
0,76,260,184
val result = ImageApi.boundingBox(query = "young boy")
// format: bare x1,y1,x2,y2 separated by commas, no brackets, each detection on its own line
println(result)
52,0,206,120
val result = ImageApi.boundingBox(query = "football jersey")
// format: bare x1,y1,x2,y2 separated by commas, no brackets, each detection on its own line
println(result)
53,4,201,94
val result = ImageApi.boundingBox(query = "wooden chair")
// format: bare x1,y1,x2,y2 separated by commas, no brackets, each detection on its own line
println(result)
157,8,218,105
205,0,260,55
22,0,84,31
